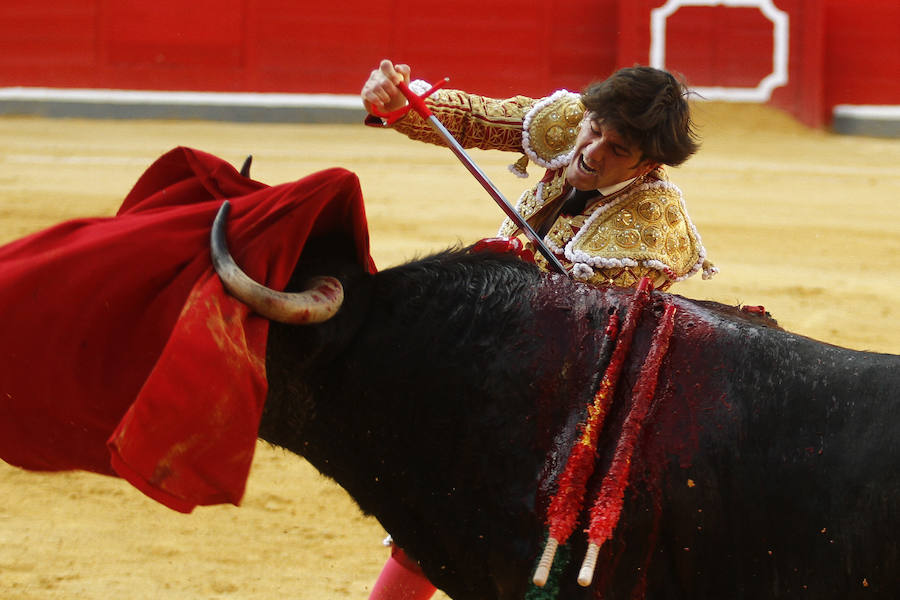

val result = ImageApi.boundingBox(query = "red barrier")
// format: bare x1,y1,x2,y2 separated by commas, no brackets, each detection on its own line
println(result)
617,0,826,127
824,0,900,108
0,1,896,127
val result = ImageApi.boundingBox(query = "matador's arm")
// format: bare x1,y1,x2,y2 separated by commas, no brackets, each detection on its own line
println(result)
366,85,538,153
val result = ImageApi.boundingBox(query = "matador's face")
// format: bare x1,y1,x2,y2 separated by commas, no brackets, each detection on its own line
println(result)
565,112,655,191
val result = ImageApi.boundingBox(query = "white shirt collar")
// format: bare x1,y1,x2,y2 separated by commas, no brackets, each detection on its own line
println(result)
596,176,637,196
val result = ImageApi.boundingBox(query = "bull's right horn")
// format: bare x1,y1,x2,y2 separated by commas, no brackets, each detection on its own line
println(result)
210,201,344,324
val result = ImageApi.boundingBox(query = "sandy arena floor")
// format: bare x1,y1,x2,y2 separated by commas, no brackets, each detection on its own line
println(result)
1,103,898,599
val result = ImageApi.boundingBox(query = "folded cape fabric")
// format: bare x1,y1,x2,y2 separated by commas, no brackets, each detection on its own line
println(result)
0,147,374,512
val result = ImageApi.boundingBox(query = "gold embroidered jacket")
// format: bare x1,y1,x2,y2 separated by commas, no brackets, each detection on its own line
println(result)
373,83,715,289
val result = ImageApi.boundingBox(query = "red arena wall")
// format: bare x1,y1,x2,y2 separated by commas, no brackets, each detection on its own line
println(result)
0,0,897,128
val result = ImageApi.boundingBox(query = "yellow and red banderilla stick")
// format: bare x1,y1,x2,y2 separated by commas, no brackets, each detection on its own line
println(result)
577,301,677,587
532,278,653,587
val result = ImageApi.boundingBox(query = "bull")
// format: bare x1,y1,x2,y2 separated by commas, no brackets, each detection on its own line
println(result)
212,202,900,600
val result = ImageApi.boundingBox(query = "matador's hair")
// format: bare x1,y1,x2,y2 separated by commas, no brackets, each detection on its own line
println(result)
581,66,700,167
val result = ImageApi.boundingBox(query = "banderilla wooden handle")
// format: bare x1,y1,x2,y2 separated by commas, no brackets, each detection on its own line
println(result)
532,536,559,587
577,543,600,587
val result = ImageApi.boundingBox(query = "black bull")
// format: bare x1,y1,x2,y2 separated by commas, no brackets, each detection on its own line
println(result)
242,232,899,600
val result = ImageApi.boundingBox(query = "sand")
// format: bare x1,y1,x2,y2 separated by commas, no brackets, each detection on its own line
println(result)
1,103,898,599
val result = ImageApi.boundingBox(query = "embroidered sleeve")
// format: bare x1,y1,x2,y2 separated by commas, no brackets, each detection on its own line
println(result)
387,83,538,153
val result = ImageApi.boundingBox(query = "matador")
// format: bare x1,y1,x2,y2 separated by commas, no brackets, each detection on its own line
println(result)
366,81,717,290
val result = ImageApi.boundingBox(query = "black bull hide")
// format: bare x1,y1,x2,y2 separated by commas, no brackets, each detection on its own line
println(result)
257,241,899,600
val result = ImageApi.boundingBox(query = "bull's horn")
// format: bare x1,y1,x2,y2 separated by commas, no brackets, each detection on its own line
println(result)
210,201,344,324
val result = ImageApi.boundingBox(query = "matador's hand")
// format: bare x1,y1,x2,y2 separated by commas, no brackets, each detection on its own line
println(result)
361,59,412,115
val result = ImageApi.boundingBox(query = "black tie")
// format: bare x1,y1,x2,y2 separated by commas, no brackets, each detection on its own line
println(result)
561,189,601,216
536,189,602,238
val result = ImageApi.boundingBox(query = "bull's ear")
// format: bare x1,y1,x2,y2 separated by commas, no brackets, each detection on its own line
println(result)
239,155,253,177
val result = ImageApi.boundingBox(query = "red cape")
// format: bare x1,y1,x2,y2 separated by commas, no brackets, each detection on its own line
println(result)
0,147,374,512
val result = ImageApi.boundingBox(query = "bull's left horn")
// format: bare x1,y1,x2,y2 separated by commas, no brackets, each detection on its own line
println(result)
210,201,344,324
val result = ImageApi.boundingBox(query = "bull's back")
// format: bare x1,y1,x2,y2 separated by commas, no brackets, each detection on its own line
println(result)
662,325,900,598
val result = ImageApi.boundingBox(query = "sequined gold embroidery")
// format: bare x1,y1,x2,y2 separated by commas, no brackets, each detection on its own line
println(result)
563,102,583,125
583,265,671,291
637,199,662,222
615,229,640,249
545,125,567,151
666,203,682,227
569,180,702,277
641,226,663,248
614,210,635,229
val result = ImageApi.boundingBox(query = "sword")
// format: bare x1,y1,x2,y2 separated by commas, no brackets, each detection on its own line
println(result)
372,78,568,276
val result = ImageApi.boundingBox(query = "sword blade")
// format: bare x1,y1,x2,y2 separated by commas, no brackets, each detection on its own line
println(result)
424,114,568,275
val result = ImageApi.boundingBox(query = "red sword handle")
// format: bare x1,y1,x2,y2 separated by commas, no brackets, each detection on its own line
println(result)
369,78,448,125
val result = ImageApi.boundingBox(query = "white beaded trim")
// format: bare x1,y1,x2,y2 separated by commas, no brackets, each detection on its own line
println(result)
534,181,545,205
408,79,432,95
521,90,580,170
544,232,564,256
571,263,594,280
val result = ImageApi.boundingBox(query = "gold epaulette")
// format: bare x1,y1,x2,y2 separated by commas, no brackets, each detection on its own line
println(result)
517,91,584,174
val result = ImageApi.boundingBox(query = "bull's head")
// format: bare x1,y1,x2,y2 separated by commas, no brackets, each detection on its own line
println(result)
210,201,344,324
